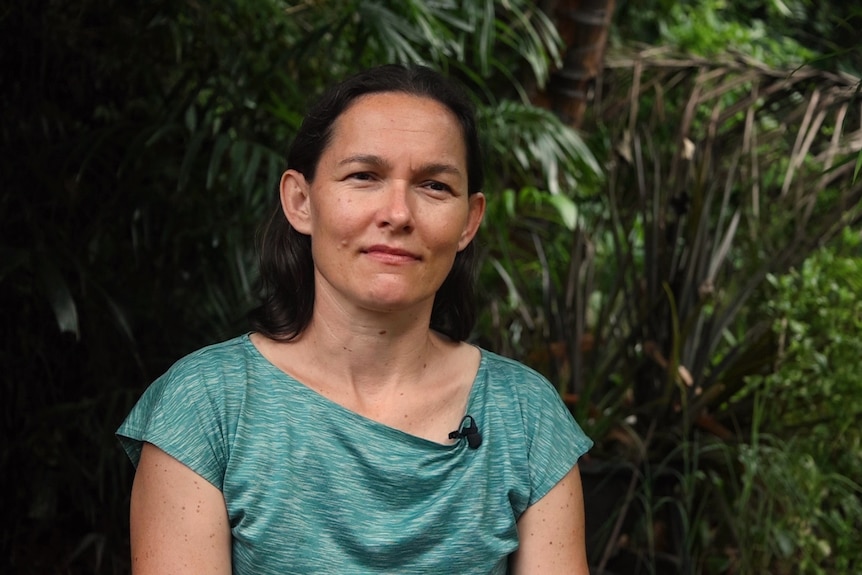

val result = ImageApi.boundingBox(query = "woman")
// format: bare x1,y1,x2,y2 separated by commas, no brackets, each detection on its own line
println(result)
118,64,593,574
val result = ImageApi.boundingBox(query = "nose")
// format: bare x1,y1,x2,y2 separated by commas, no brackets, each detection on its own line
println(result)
379,179,414,232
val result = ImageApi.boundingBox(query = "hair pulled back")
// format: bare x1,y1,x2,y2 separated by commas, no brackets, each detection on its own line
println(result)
249,64,485,341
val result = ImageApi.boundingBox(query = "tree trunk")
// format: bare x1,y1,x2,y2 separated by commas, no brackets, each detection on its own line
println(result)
539,0,616,129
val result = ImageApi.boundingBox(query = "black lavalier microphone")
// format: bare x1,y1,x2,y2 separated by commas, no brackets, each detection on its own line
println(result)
448,415,482,449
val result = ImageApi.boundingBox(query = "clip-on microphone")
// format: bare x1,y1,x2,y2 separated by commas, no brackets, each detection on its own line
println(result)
448,415,482,449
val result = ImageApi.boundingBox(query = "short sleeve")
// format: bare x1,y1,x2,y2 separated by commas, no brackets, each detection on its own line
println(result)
116,353,231,490
521,375,593,506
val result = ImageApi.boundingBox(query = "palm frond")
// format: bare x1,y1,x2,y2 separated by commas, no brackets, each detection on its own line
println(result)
478,100,600,195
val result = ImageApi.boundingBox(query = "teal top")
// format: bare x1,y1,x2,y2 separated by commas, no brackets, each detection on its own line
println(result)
117,334,592,574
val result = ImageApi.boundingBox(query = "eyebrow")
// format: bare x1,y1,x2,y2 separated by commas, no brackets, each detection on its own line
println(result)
337,154,463,178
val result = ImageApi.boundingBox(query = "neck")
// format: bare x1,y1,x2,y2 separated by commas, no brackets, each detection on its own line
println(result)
292,291,453,394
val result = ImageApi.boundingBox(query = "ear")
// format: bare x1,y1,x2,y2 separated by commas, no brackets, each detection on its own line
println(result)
457,193,486,251
280,169,312,234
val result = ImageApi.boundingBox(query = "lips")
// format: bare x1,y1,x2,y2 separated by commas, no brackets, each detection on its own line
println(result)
363,244,421,263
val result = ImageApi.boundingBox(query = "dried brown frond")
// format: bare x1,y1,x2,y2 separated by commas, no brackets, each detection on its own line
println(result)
570,47,861,428
594,45,861,272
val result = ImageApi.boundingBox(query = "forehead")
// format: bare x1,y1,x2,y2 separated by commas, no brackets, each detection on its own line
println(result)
326,92,467,156
340,91,460,124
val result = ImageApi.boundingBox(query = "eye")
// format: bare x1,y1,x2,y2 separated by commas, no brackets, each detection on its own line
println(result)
423,180,452,194
348,172,375,181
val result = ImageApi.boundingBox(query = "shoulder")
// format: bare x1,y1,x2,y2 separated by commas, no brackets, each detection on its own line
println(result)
478,347,544,377
131,334,260,429
477,347,560,402
473,346,568,437
167,334,255,376
154,334,260,394
118,334,259,479
475,346,592,456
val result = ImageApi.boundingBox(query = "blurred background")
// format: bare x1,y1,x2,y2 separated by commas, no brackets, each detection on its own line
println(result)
2,1,861,573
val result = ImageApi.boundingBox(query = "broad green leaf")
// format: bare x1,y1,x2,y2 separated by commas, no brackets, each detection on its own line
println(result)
35,255,79,340
547,194,579,231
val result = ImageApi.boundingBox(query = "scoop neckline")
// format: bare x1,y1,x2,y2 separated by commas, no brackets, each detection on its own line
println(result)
240,333,487,450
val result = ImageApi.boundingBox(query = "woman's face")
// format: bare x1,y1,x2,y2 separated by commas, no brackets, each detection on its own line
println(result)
281,91,485,318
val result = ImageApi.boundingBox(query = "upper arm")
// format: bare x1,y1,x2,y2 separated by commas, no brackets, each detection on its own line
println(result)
130,442,232,575
509,465,590,575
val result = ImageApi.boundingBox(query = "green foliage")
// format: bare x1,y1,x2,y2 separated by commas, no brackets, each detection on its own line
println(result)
730,436,862,574
658,0,816,67
615,0,862,73
281,0,564,95
484,3,862,572
717,375,862,575
728,230,862,573
479,101,600,196
479,42,861,570
756,229,862,442
3,1,298,570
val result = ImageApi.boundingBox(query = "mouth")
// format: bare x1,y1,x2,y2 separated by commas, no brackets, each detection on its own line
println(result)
363,245,421,263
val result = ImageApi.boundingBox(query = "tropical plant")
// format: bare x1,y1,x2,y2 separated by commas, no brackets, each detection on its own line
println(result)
728,429,862,574
724,229,862,573
615,0,862,75
478,44,862,572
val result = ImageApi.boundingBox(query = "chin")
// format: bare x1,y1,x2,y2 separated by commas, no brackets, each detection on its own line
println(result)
359,291,434,314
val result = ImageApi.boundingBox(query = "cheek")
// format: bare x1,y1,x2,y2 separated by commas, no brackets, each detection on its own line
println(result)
314,197,360,240
444,213,473,246
427,225,469,258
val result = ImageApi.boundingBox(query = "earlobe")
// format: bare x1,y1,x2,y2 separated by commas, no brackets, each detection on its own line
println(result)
280,169,312,234
458,193,486,251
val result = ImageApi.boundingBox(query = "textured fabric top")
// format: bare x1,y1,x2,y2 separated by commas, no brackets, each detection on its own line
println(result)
117,334,592,574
